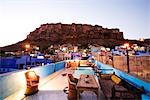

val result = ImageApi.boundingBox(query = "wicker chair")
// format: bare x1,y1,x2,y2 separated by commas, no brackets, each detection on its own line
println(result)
68,74,78,100
25,71,40,95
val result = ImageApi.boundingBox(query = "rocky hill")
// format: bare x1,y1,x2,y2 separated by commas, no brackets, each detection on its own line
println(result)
0,23,149,52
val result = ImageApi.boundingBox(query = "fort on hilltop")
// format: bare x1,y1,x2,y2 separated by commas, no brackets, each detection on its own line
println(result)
0,23,149,52
27,23,124,41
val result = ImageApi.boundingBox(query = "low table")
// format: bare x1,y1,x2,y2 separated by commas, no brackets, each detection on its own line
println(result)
77,74,99,100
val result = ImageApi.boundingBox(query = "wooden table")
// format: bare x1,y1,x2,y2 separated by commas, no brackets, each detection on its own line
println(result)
77,74,99,100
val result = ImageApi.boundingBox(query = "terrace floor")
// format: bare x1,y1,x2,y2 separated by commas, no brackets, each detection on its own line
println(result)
5,67,106,100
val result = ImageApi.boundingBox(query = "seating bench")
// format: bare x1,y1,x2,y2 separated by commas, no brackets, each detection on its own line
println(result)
99,74,136,100
122,79,145,99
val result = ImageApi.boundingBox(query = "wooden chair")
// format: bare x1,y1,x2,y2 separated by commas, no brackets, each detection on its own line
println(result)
25,71,40,95
111,75,135,99
99,74,136,99
68,74,78,100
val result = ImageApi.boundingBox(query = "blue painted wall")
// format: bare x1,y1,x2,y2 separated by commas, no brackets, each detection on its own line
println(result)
0,57,16,68
0,56,53,71
0,61,66,99
55,61,65,72
33,64,55,78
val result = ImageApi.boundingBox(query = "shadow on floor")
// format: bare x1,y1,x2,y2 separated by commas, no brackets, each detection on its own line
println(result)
23,89,105,100
23,90,68,100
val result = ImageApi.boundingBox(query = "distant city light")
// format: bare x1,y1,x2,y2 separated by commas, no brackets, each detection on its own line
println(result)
101,47,106,51
30,54,35,57
62,47,67,51
37,56,44,59
106,48,110,51
139,38,144,42
83,50,86,52
123,43,129,49
25,44,30,49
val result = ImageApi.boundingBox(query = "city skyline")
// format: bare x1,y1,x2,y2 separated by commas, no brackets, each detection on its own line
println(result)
0,0,149,47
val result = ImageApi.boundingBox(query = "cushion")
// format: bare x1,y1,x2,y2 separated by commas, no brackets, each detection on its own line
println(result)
25,71,38,81
111,75,121,85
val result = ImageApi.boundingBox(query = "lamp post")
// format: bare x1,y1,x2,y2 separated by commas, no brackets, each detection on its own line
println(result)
124,43,130,73
111,51,114,67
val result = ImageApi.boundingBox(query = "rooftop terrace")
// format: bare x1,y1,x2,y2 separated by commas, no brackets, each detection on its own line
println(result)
0,60,150,100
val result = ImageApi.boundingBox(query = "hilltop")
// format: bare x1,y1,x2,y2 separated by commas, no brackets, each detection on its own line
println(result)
0,23,149,52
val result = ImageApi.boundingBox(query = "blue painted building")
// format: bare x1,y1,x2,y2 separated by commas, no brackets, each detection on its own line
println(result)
0,57,18,73
0,55,52,73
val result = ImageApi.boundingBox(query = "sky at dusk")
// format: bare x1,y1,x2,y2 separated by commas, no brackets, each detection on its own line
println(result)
0,0,149,47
